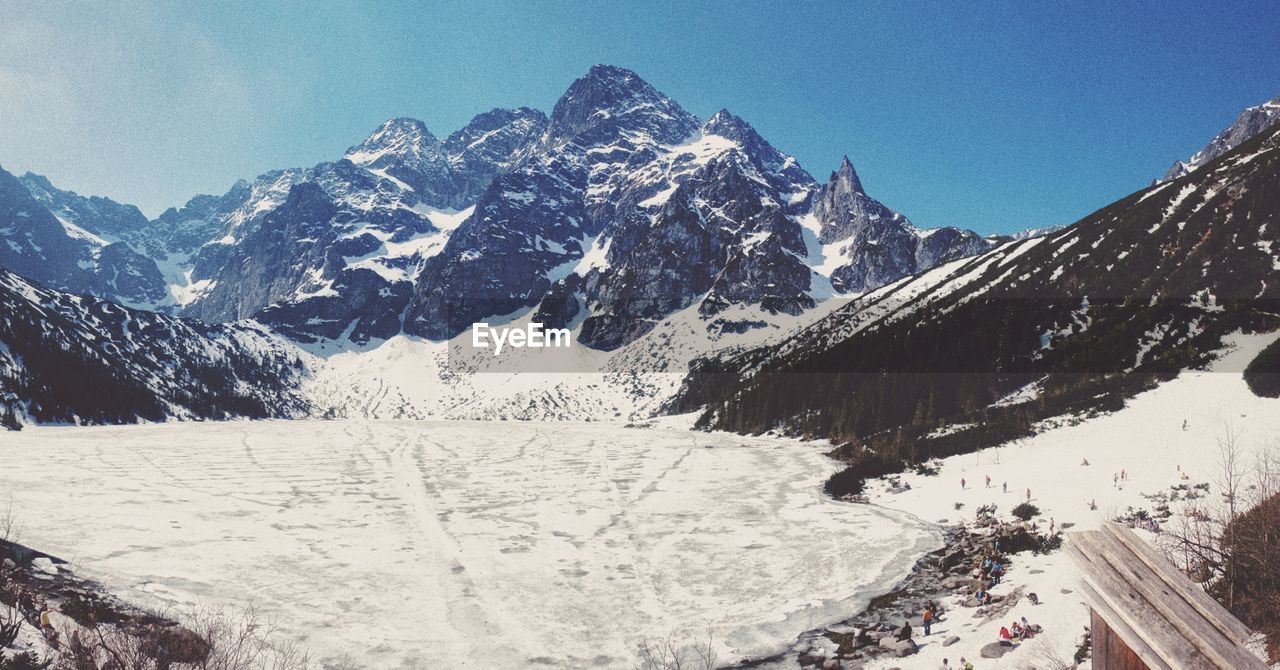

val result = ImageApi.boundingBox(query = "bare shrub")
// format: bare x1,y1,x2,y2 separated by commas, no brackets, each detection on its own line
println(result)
51,604,310,670
1159,425,1280,661
634,628,717,670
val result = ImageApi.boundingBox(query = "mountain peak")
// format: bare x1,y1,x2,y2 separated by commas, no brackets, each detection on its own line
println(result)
546,64,698,146
831,156,864,195
345,117,442,168
703,109,758,142
581,64,645,90
19,171,58,193
1161,91,1280,182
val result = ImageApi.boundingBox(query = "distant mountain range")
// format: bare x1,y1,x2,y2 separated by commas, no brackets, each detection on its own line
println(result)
0,65,999,350
1,68,1277,436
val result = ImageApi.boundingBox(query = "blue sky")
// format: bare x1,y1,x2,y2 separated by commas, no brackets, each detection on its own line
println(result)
1,1,1277,234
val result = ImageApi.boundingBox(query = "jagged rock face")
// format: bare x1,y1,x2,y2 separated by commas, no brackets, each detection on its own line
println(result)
94,243,169,305
579,152,814,348
403,67,831,348
827,223,921,294
404,162,591,340
344,118,454,204
443,107,549,208
184,165,439,344
188,182,343,321
177,109,548,341
695,110,814,209
257,267,413,344
813,158,899,244
404,65,702,341
812,157,995,294
20,172,149,240
148,194,224,257
393,66,993,348
543,64,699,149
0,166,170,308
1163,93,1280,181
0,166,98,291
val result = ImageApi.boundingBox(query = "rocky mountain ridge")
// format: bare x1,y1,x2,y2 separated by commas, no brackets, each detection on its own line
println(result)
0,65,995,353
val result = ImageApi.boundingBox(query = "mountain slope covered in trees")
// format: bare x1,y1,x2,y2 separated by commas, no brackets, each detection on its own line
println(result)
0,268,310,429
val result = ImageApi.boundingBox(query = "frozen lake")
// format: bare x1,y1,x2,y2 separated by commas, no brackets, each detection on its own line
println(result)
0,420,939,668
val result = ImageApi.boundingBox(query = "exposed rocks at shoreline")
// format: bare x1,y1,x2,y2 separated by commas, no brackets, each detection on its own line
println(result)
2,538,195,665
725,513,1062,670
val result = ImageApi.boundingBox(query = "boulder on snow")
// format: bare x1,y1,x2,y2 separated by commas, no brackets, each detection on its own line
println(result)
981,641,1014,658
943,635,960,647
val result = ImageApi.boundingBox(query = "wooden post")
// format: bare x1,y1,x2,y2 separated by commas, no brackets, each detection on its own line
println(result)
1092,608,1150,670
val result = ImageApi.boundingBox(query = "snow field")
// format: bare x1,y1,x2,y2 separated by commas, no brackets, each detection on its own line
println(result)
0,420,939,669
856,332,1280,669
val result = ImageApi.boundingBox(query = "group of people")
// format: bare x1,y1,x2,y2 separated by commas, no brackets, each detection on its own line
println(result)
977,555,1004,585
4,579,60,647
1131,516,1162,532
998,616,1041,645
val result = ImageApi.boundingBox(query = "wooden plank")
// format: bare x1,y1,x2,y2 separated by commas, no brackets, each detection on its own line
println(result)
1090,525,1267,669
1100,522,1255,643
1082,528,1267,670
1093,610,1148,670
1067,534,1212,669
1083,584,1168,670
1070,540,1177,670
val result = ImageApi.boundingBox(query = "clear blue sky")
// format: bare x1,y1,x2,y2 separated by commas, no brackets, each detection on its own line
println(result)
2,1,1277,234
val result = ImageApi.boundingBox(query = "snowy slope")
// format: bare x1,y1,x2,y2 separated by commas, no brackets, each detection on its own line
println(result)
304,292,857,422
850,331,1280,669
1163,92,1280,181
0,267,312,428
676,117,1280,453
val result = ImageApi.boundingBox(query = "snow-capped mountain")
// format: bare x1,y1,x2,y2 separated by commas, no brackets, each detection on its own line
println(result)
674,117,1280,472
0,65,992,354
804,156,993,293
1162,92,1280,181
177,108,548,340
0,166,171,309
0,267,310,429
402,65,989,349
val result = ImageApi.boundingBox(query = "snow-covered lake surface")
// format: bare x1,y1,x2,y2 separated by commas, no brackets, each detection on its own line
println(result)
0,420,940,668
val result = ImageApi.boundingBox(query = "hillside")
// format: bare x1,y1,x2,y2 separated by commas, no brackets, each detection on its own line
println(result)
672,120,1280,492
0,268,310,428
